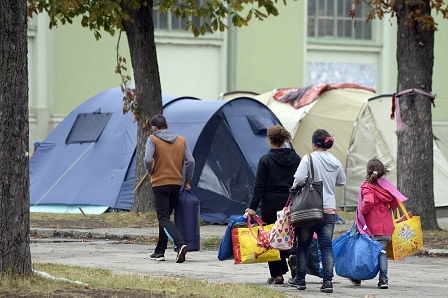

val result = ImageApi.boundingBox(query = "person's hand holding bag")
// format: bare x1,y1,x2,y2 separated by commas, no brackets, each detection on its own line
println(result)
245,208,257,218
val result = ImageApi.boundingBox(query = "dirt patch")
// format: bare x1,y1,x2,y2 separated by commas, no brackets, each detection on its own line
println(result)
31,215,448,250
30,218,151,230
420,228,448,250
0,288,206,298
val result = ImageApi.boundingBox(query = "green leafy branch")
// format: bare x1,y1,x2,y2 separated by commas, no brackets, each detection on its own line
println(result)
115,30,139,122
350,0,448,31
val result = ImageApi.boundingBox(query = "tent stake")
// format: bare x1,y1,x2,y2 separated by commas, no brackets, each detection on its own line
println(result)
78,206,86,217
134,174,149,194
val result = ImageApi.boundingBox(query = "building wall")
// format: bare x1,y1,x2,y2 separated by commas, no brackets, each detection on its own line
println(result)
53,24,128,116
28,15,54,154
233,2,448,170
432,14,448,121
28,14,228,155
52,21,228,112
236,1,306,93
234,3,448,130
155,34,228,99
305,16,398,95
27,7,448,155
432,14,448,153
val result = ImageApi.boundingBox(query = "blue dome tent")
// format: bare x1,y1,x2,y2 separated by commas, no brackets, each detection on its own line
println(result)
30,88,288,223
164,97,287,223
30,88,164,214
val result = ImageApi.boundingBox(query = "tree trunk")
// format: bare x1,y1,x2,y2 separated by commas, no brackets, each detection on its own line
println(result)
0,0,32,274
121,1,162,213
395,0,438,230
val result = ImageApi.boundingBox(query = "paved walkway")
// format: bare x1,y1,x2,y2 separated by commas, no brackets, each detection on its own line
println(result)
30,217,448,298
30,217,448,256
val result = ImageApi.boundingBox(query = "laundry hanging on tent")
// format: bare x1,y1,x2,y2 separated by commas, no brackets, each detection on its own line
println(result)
273,83,376,110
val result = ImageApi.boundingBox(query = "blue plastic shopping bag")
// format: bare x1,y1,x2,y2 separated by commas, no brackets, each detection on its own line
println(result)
333,225,384,280
217,215,247,260
307,237,323,278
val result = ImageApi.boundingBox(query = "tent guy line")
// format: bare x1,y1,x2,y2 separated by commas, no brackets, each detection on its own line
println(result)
33,142,94,207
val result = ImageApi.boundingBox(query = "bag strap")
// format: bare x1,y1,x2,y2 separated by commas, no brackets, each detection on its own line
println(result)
393,203,402,219
247,216,265,240
308,154,315,182
392,200,411,221
356,187,373,236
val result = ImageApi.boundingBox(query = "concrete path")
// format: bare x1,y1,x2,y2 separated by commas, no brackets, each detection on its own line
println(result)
31,238,448,298
30,217,448,298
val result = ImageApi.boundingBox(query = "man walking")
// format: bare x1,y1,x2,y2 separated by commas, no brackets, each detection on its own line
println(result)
144,114,195,263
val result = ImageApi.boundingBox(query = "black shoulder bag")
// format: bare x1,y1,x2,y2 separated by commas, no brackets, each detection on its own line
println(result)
290,154,324,228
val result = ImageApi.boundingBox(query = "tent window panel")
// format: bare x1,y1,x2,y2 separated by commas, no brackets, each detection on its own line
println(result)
197,122,252,205
66,113,113,144
246,115,270,135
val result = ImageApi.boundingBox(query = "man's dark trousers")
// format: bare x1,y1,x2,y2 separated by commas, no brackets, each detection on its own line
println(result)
153,184,186,253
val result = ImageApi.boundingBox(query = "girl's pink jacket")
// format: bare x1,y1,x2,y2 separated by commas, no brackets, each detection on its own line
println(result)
360,182,399,236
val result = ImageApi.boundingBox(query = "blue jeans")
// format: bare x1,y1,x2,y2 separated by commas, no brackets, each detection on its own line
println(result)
377,240,388,280
295,214,335,281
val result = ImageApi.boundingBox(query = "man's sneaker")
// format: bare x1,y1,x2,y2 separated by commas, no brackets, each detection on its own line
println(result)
378,279,388,289
320,280,333,293
348,278,361,286
149,252,165,261
176,245,188,263
288,278,306,290
288,255,297,279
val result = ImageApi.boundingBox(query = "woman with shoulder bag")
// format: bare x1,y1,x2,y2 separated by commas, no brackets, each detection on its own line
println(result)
289,129,346,293
245,125,301,285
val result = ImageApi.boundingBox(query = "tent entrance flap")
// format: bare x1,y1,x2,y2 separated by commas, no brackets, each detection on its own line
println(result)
247,115,269,135
197,120,253,210
66,112,113,144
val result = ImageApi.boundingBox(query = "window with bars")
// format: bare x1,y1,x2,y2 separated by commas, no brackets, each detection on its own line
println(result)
152,0,211,32
307,0,372,40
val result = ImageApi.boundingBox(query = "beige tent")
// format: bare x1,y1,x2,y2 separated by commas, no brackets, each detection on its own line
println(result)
433,121,448,159
250,87,448,209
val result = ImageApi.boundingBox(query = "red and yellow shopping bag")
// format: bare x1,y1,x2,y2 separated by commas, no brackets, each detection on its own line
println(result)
386,200,424,260
231,216,280,264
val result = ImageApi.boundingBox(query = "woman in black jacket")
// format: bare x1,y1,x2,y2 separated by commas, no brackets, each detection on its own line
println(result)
246,125,301,285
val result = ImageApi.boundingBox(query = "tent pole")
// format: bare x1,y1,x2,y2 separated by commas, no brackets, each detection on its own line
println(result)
344,98,369,212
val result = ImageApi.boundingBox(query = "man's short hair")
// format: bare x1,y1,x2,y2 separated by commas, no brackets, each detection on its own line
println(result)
150,114,167,130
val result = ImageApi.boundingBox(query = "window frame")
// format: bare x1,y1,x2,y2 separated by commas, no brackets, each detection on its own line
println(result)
152,0,211,34
307,0,378,45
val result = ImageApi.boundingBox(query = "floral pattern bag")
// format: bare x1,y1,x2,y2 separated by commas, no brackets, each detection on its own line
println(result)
269,197,295,250
386,200,423,260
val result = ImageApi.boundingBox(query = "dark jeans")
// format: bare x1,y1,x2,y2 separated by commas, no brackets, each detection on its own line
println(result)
295,213,335,281
153,185,185,254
